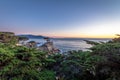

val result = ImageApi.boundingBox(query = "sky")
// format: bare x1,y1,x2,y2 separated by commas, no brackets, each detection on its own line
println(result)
0,0,120,38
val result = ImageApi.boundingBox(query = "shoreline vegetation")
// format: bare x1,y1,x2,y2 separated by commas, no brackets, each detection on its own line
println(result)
0,32,120,80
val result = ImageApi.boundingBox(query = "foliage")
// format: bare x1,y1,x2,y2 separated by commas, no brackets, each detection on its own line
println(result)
0,43,55,80
112,34,120,43
90,43,120,56
89,41,120,80
0,32,120,80
0,32,18,45
46,51,104,80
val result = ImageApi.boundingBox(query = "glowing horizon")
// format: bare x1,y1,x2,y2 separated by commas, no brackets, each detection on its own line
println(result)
14,17,120,38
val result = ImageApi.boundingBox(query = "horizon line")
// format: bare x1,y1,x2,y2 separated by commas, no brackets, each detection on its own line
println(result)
17,34,113,39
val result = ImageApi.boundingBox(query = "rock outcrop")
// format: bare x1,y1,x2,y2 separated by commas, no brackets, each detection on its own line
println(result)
39,37,60,54
26,41,40,48
0,32,18,44
39,41,60,54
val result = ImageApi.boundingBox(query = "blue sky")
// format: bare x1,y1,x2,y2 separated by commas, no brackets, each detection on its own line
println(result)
0,0,120,38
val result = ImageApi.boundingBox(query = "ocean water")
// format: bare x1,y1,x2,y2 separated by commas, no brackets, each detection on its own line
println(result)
26,38,111,52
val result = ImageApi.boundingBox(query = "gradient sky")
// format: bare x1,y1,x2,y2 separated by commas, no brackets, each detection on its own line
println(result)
0,0,120,38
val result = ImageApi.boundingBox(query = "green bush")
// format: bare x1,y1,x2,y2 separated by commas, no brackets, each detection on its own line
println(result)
90,43,120,56
0,43,55,80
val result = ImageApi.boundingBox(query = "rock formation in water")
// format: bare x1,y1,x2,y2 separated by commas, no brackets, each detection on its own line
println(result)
39,37,60,54
26,41,38,48
24,37,60,54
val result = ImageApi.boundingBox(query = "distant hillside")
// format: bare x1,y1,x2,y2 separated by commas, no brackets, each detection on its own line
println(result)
17,34,47,39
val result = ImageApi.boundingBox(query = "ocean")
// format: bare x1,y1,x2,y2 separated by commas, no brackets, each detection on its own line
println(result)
26,38,111,52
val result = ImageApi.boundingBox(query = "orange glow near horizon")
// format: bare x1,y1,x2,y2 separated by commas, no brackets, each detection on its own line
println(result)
36,33,115,38
17,29,117,38
16,31,116,38
38,18,120,38
15,17,120,39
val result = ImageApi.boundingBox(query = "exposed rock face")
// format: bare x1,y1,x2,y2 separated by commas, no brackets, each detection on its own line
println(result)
26,41,37,48
18,36,60,54
0,32,18,44
39,41,60,54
